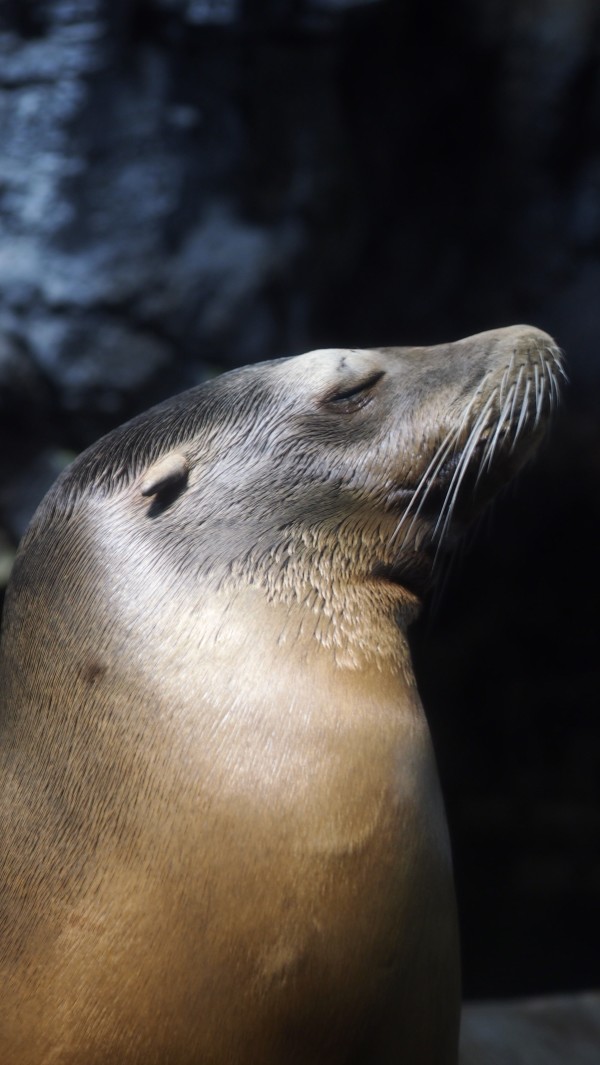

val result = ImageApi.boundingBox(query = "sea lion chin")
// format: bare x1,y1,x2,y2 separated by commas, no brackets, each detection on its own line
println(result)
0,325,563,1064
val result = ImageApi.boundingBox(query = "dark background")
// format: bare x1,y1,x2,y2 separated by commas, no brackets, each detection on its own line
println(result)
0,0,598,999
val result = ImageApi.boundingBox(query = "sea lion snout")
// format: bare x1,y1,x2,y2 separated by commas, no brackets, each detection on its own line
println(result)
372,325,564,549
440,324,564,397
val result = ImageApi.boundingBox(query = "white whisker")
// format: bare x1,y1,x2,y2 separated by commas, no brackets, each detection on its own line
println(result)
511,374,531,451
433,389,497,549
533,362,543,429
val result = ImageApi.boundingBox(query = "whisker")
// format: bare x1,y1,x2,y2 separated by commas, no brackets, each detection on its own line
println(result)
394,371,497,541
533,362,543,429
392,423,461,543
480,383,514,477
555,352,569,382
433,390,497,551
539,355,552,415
508,363,524,427
549,361,560,411
510,374,532,451
400,381,495,549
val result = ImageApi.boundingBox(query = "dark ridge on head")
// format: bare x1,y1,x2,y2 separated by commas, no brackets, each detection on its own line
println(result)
22,366,277,543
69,385,213,494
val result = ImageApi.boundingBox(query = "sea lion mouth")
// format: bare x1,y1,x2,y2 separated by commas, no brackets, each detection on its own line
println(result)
426,423,513,507
393,426,513,544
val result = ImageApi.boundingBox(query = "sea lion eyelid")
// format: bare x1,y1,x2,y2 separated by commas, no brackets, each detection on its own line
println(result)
323,369,385,407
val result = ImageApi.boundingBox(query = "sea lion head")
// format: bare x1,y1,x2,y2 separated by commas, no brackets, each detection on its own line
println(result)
16,324,563,669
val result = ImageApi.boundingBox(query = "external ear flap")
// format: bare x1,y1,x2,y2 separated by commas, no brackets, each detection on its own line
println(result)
141,452,189,502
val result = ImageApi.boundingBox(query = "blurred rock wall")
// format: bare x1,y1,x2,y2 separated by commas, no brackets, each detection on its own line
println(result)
0,0,598,998
1,0,600,521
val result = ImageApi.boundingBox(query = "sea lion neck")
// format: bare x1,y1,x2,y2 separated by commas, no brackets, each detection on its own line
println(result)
97,502,421,677
223,537,421,673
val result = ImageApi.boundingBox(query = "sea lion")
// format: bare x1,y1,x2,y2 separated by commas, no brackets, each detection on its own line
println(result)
0,325,563,1064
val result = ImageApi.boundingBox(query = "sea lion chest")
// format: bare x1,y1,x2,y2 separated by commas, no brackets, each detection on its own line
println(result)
109,586,459,1064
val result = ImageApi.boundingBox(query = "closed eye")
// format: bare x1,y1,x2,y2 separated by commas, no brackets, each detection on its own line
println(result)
322,370,385,411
